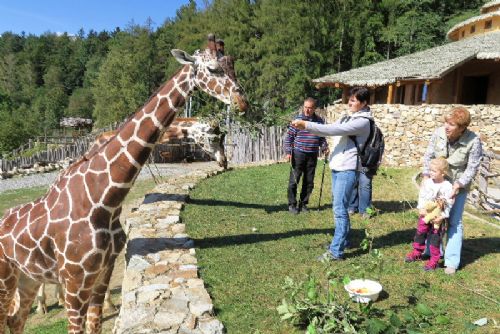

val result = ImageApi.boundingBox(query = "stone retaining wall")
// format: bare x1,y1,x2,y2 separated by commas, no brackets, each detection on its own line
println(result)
113,165,226,334
325,104,499,167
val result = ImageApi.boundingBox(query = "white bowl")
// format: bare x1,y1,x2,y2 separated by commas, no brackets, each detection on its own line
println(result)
344,279,383,303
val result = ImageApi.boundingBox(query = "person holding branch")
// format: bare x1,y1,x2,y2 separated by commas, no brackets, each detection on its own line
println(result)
292,87,372,260
284,97,329,214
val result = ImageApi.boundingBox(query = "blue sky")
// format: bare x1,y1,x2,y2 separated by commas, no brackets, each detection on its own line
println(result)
0,0,203,36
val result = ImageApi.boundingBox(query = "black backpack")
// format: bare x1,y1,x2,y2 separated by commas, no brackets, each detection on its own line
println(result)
349,119,385,172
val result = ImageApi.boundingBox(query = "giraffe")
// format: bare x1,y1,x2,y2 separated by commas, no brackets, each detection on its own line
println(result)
0,34,247,334
35,118,226,315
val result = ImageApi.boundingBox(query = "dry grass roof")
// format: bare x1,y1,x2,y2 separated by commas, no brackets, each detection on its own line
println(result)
482,0,500,13
313,31,500,87
447,11,500,39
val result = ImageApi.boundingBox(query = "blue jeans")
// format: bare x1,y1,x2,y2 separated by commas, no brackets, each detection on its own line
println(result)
329,170,358,258
444,189,467,269
348,171,373,214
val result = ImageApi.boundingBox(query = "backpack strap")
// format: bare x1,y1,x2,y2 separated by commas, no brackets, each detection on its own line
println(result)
349,118,374,171
349,118,374,155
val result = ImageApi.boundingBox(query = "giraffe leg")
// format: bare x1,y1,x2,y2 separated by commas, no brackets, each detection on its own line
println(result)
103,289,116,313
64,279,91,334
36,283,48,314
86,266,115,334
6,274,41,334
0,252,19,333
56,283,65,306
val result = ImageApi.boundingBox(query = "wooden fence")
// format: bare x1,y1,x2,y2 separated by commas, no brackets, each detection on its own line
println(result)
468,150,499,219
0,122,287,171
225,124,285,164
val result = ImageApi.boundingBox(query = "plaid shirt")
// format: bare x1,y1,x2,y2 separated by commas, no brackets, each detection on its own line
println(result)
284,113,328,154
423,129,482,188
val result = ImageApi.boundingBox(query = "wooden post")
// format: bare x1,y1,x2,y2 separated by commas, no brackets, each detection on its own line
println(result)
453,68,462,103
426,80,432,104
342,86,349,103
387,84,394,104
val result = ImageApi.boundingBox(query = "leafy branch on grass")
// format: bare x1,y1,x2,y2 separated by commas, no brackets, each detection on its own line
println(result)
277,272,450,334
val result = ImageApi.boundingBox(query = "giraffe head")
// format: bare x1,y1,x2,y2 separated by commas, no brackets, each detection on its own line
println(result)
171,34,248,113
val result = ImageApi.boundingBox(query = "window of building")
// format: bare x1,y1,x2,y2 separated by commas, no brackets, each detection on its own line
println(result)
461,31,465,38
485,20,492,29
470,25,476,34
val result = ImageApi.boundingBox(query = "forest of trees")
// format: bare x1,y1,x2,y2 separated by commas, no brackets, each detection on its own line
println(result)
0,0,487,154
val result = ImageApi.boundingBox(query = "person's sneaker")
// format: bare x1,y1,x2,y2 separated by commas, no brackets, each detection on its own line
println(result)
348,209,356,215
404,250,422,263
299,203,309,213
423,261,439,271
444,266,456,275
288,205,299,214
317,251,344,262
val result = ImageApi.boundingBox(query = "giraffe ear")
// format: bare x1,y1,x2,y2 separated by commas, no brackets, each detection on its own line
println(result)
171,49,195,65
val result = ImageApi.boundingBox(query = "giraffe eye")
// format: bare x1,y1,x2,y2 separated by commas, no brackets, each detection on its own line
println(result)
207,66,224,75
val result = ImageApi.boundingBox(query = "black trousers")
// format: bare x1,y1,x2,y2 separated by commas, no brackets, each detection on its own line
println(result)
288,150,318,206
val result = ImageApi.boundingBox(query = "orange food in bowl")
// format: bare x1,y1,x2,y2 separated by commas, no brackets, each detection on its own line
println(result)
352,288,370,294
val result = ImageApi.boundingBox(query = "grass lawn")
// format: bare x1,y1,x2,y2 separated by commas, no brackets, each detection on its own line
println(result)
183,163,500,334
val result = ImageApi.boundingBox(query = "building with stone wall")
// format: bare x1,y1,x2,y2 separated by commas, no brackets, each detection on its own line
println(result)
325,104,499,167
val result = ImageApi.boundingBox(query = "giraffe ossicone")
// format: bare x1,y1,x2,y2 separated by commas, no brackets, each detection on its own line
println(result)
0,34,247,334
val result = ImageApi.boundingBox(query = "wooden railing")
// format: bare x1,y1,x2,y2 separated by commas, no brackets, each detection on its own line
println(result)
225,124,285,164
469,150,500,219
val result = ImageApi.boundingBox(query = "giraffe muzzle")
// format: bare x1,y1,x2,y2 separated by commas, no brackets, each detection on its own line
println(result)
232,92,248,113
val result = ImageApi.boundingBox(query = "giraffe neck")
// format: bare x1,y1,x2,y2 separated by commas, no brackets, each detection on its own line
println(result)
66,65,195,211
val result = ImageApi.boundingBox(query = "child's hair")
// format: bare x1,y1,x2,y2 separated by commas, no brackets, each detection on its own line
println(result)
430,157,449,175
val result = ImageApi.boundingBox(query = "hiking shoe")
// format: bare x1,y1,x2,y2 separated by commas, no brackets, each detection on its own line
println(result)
423,261,439,271
317,251,344,262
444,266,456,275
299,203,309,213
288,205,299,215
404,250,422,263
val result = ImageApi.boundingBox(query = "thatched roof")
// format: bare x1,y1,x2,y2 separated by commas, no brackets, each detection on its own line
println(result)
482,0,500,13
447,11,500,39
313,31,500,87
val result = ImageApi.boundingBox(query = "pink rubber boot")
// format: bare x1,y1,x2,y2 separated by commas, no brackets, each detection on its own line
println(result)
423,245,441,271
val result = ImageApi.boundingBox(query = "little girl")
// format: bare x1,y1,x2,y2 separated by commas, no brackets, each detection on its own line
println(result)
405,157,454,271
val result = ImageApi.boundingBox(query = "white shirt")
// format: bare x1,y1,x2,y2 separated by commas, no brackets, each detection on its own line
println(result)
417,178,454,218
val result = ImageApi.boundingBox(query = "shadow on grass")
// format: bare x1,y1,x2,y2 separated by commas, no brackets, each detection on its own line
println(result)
188,197,418,215
29,302,64,316
372,200,418,214
461,237,500,269
187,197,334,213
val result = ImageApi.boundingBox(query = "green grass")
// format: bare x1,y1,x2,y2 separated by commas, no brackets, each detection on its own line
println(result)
183,163,500,334
0,186,47,214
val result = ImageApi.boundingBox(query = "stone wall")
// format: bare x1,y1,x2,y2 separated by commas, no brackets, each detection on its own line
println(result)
113,165,226,334
325,104,499,167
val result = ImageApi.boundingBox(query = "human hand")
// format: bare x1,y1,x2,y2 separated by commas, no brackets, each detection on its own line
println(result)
432,216,444,224
286,154,291,162
451,182,461,199
291,120,307,130
323,148,330,157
